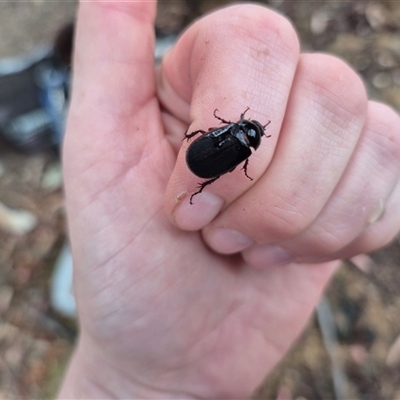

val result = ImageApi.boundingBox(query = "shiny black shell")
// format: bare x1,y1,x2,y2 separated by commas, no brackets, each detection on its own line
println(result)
186,117,265,179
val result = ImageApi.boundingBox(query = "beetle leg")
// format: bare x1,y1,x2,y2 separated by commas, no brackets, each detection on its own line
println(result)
190,176,221,205
263,120,271,129
213,109,232,125
241,158,253,181
184,129,206,141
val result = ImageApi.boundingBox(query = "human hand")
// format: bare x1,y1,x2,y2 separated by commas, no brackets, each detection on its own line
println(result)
59,1,400,399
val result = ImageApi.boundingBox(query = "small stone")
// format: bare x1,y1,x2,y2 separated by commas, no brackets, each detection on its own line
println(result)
376,50,397,68
372,72,392,89
365,3,390,31
41,162,63,190
0,201,37,235
311,8,331,35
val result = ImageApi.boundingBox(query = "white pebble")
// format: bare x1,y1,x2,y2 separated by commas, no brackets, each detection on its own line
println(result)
0,201,37,235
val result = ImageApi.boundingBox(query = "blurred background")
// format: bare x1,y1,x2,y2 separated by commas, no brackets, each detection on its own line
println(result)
0,1,399,399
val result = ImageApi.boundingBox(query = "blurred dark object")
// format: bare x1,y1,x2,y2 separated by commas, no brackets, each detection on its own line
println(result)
53,22,74,68
0,23,73,154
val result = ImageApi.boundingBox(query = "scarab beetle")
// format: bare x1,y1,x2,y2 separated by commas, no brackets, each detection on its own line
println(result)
185,108,271,204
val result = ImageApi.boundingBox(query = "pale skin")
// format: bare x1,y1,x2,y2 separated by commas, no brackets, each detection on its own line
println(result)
59,1,400,399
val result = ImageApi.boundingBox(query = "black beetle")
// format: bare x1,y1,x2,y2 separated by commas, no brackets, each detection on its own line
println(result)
185,108,271,204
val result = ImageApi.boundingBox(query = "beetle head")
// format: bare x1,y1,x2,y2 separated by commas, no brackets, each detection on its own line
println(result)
245,121,265,149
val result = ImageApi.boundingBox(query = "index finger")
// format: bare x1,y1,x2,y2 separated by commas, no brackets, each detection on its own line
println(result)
160,4,300,228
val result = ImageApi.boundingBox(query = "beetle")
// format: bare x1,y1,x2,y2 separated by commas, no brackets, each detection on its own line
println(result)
185,108,271,204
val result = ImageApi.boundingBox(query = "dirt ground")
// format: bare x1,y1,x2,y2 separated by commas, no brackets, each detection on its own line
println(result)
0,1,400,399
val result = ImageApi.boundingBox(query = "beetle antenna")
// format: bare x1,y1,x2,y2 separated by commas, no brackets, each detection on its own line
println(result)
240,107,250,120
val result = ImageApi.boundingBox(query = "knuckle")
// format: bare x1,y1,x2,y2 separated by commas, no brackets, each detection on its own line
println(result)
197,4,300,59
299,53,368,121
307,228,350,257
260,200,313,241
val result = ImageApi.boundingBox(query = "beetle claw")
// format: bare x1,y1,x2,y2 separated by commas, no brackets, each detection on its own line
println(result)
190,176,221,204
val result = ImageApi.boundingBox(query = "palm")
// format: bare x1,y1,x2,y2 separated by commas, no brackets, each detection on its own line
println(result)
64,95,333,395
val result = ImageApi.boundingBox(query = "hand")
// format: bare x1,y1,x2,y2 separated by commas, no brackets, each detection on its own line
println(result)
59,1,400,398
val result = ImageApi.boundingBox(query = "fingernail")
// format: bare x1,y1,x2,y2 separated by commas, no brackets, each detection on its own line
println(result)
242,244,293,269
173,192,224,231
206,228,254,254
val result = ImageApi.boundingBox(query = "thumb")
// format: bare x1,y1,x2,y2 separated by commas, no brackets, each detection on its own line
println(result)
63,0,158,210
64,0,157,176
